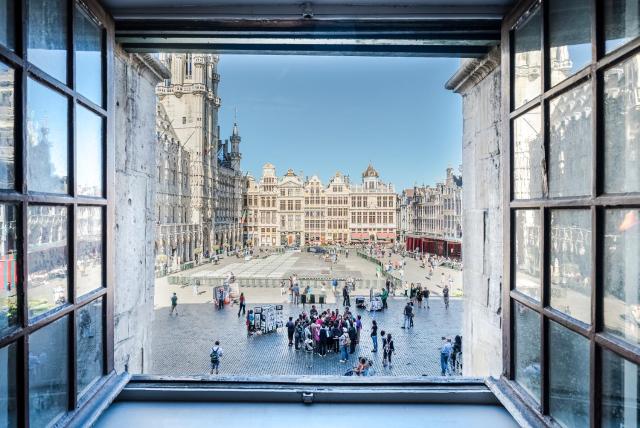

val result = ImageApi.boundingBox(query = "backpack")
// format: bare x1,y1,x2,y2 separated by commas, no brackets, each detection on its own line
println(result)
210,347,220,364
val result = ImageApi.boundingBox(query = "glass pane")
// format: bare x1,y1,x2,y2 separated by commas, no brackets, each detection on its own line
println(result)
605,0,640,53
549,0,592,87
0,62,14,189
513,6,542,109
604,53,640,194
76,298,103,398
513,107,544,199
549,321,590,428
28,205,68,319
77,206,102,297
0,0,14,50
27,0,67,83
515,210,541,300
549,82,592,198
0,343,17,428
29,316,68,427
76,106,103,197
0,204,18,335
74,6,102,105
514,302,541,403
27,79,69,195
602,349,640,428
604,208,640,345
550,209,592,324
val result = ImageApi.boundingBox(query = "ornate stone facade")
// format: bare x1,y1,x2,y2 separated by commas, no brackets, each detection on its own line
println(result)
155,53,244,269
243,163,396,247
156,53,220,259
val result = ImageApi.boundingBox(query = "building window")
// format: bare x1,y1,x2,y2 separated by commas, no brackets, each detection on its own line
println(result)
0,1,111,426
506,2,640,426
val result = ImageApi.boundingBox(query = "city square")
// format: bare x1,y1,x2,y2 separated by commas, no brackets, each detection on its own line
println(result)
151,250,463,376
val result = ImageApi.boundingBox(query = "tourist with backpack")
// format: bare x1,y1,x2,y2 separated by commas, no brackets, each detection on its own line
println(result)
237,292,246,317
209,340,223,375
380,330,387,365
424,287,430,309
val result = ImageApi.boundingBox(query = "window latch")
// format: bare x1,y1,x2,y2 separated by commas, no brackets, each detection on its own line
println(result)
301,392,314,404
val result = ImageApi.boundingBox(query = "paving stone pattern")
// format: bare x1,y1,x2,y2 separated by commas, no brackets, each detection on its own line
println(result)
151,296,462,377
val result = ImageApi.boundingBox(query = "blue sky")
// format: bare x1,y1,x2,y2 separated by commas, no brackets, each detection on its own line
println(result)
217,55,462,191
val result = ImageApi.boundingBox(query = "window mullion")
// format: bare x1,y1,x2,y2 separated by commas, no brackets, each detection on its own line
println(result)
540,205,549,415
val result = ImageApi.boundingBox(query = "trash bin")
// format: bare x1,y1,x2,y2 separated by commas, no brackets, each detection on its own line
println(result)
319,295,325,305
301,295,307,304
310,294,316,304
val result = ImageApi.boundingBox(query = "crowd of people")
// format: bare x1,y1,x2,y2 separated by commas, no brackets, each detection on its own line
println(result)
283,305,396,375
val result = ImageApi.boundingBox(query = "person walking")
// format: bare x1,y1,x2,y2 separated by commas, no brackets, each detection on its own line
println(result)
381,330,388,366
339,328,350,363
416,287,423,308
348,323,357,354
424,287,430,309
385,333,395,368
217,287,225,310
342,284,350,307
443,285,450,309
294,321,304,350
332,278,338,295
237,292,246,317
209,340,223,375
319,323,328,356
440,337,453,376
355,315,362,344
371,320,378,352
293,283,300,305
170,292,178,316
381,287,389,310
402,302,412,329
286,317,295,346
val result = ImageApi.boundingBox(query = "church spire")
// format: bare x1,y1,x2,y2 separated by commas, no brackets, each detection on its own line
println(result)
232,107,239,136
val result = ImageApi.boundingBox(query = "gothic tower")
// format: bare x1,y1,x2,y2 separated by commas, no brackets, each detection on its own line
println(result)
156,53,221,253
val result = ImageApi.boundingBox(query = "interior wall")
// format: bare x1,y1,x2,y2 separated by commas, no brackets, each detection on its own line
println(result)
449,52,504,377
112,47,166,374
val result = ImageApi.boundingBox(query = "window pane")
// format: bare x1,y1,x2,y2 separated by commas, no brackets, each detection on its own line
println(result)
0,62,14,189
549,321,590,428
513,107,544,199
514,302,541,403
28,205,68,319
0,204,18,335
27,0,67,83
74,5,102,105
604,53,640,194
602,349,640,428
29,316,69,427
513,6,541,109
27,79,69,195
604,208,640,345
605,0,640,53
77,206,102,297
549,0,592,87
76,298,103,398
0,0,14,50
76,106,103,197
549,82,592,198
0,343,17,428
515,210,541,300
550,209,592,324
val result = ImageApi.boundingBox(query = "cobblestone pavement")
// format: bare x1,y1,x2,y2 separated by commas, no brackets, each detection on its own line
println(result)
150,292,462,377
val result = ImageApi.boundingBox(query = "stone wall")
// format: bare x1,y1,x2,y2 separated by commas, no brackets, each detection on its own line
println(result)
113,48,168,374
446,49,503,377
